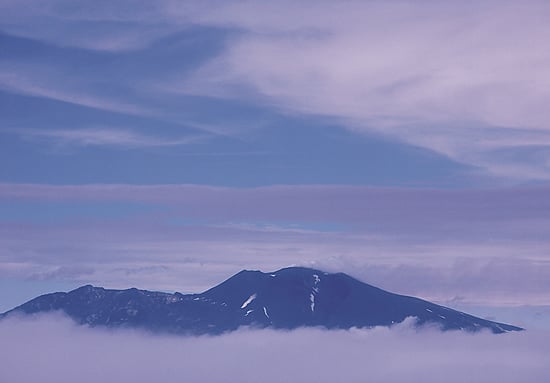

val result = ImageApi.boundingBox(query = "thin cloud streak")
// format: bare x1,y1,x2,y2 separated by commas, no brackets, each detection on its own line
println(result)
5,127,202,148
0,70,151,116
0,0,181,51
1,183,548,234
1,314,549,383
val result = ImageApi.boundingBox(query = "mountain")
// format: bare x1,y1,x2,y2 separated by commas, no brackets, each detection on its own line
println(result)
0,267,522,334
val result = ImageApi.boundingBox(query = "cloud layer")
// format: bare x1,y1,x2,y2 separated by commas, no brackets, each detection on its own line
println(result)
1,183,549,310
1,314,549,383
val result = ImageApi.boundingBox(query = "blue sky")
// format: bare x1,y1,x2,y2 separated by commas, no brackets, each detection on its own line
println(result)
1,0,550,329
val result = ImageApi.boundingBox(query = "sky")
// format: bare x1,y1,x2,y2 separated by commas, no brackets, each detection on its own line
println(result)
1,0,550,335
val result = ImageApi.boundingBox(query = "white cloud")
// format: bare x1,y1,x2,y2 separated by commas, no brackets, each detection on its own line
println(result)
0,0,179,51
178,0,550,181
0,68,157,117
0,314,549,382
8,127,201,148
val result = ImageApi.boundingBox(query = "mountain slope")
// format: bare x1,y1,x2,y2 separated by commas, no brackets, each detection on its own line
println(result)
0,267,522,334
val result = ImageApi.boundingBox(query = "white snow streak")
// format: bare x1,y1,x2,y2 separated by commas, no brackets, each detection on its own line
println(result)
240,293,257,309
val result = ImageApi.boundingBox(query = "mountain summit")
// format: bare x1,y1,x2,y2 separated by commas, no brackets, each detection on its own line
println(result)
0,267,522,334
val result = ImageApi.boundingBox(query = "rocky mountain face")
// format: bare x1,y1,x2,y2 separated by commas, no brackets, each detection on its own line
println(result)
0,267,522,334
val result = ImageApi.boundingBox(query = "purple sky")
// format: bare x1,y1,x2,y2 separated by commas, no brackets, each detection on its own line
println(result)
1,0,550,350
2,1,550,380
2,1,550,181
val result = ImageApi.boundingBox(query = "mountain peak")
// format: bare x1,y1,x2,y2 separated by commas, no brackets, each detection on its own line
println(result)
72,284,98,292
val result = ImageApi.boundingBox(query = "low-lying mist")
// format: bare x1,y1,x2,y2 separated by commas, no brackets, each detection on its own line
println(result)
1,314,548,382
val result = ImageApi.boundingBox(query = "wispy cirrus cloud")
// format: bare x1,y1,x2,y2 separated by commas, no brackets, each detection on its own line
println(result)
0,0,182,51
4,0,550,181
0,69,152,116
5,127,202,148
177,0,550,181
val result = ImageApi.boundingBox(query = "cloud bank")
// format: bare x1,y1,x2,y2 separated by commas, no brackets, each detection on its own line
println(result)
0,314,548,383
1,183,549,308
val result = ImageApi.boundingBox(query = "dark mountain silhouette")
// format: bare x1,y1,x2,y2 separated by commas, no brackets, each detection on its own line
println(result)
0,267,522,334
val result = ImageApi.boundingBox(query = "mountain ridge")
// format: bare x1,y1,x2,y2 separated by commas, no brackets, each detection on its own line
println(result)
0,266,523,334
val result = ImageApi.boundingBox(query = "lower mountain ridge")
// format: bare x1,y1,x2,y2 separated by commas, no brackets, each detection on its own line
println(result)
0,267,522,334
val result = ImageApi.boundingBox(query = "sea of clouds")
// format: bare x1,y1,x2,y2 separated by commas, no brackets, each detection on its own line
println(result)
1,313,549,382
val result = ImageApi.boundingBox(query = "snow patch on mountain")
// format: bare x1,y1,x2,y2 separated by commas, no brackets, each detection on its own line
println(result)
241,294,257,309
